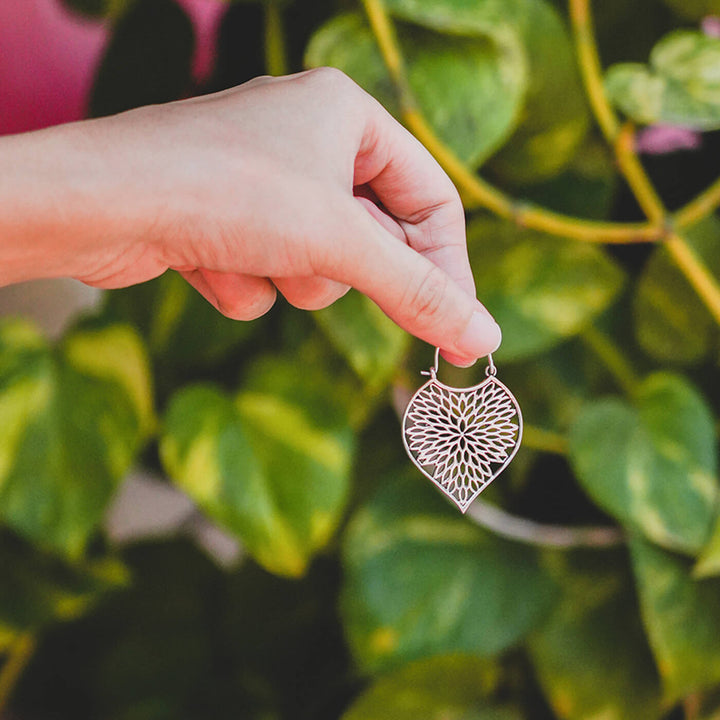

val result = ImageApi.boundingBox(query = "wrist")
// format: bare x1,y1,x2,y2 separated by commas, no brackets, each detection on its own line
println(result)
0,118,160,288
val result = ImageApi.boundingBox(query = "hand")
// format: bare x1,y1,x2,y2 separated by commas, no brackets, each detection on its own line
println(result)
0,68,501,365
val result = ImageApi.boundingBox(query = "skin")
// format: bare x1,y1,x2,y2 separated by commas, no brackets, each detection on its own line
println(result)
0,68,501,365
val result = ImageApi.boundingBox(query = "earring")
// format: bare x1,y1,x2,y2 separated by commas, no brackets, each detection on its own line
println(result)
402,348,522,513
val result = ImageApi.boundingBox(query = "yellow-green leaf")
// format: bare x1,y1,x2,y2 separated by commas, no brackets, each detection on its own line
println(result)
314,290,409,392
0,319,153,559
631,536,720,701
606,31,720,129
305,12,525,169
468,218,625,361
569,373,718,554
161,360,355,577
342,655,518,720
530,550,662,720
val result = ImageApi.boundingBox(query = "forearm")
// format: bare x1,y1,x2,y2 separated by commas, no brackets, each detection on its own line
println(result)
0,118,160,288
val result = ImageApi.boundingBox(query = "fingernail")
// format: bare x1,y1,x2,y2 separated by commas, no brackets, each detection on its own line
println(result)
455,311,502,358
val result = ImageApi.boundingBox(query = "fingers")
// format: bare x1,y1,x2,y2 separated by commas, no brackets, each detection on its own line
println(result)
180,268,277,320
272,276,350,310
315,202,501,364
353,96,475,298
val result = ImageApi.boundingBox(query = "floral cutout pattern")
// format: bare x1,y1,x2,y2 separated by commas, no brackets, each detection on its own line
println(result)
403,376,522,512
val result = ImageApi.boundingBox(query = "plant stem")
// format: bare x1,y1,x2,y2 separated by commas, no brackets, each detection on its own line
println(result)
569,0,720,327
581,325,640,398
264,0,288,77
360,0,659,245
614,123,665,225
0,633,36,716
404,109,659,243
467,501,625,548
674,175,720,230
568,0,618,143
666,233,720,326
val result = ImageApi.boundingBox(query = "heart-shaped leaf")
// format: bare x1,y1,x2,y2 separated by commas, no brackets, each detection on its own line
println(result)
0,319,153,560
530,549,662,720
569,372,718,554
468,218,625,361
314,290,409,392
341,472,556,672
606,30,720,129
634,216,720,364
161,358,355,577
305,12,525,169
631,536,720,701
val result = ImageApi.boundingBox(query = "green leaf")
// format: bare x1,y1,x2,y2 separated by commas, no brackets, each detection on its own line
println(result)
341,472,556,673
160,360,355,577
341,654,519,720
634,216,720,364
90,0,194,117
305,12,525,168
468,218,625,362
375,0,588,180
501,339,605,434
661,0,720,20
529,550,662,720
0,533,128,641
314,290,409,392
489,0,590,183
511,140,616,221
606,31,720,130
104,271,256,371
380,0,526,36
0,320,153,559
631,536,720,701
569,373,718,554
696,517,720,578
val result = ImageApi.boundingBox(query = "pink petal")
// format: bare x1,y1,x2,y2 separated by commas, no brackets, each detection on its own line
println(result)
0,0,109,134
176,0,227,84
635,125,702,155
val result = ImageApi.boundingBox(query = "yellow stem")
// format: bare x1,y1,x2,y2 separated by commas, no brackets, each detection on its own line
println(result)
570,0,720,327
264,0,288,77
405,109,658,243
674,175,720,230
568,0,618,143
665,233,720,326
581,325,640,398
614,123,665,225
361,0,659,244
0,633,36,716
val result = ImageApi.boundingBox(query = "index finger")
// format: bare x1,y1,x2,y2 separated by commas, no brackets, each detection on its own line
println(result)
352,95,476,300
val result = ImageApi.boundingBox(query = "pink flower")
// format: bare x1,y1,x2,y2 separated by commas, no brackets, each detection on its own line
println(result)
0,0,226,136
702,15,720,38
635,125,702,155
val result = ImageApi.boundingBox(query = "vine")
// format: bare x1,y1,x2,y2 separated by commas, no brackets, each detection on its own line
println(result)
361,0,720,326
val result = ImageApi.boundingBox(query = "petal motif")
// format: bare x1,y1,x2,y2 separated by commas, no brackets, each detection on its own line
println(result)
403,376,522,512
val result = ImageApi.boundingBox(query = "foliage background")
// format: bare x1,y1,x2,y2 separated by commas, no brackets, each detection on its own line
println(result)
3,0,720,718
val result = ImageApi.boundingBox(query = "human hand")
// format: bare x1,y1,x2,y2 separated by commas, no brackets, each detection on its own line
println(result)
0,68,500,365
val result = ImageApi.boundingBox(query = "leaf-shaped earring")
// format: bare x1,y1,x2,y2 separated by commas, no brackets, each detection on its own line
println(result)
402,348,522,513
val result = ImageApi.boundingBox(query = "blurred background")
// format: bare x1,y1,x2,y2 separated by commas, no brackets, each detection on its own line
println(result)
2,0,720,718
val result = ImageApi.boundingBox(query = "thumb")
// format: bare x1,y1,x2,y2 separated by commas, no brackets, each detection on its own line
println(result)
321,203,502,364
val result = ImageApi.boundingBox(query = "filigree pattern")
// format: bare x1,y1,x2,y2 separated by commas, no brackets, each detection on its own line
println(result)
403,377,522,512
